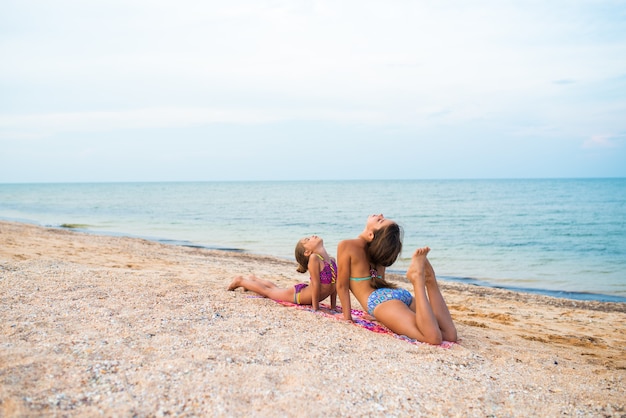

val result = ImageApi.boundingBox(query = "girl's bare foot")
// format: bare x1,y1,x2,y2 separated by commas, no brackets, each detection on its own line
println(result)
227,276,243,291
406,247,430,286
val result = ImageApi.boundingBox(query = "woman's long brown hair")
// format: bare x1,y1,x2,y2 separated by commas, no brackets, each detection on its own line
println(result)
365,222,403,289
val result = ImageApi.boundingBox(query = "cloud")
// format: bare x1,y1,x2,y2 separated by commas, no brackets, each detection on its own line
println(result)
582,134,623,149
553,79,576,85
0,107,388,139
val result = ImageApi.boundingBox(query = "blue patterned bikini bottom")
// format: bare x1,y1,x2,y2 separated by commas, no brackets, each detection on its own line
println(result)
367,288,413,316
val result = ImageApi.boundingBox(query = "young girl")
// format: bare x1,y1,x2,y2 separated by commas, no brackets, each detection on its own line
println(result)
336,214,457,345
227,235,337,311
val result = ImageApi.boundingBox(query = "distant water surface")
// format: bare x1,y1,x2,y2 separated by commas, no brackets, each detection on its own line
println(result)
1,179,624,302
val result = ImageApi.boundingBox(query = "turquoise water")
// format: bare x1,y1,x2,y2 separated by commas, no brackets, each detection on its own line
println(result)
1,179,625,302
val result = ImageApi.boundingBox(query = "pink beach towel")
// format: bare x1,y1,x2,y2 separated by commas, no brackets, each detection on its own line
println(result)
269,299,455,348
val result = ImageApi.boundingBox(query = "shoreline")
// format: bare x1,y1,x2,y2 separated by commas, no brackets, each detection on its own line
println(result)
1,220,625,416
5,217,625,304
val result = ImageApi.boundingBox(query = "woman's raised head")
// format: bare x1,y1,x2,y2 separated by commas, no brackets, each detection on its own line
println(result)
366,221,403,267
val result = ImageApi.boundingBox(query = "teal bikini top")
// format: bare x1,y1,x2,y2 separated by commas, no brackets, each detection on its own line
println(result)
350,268,382,282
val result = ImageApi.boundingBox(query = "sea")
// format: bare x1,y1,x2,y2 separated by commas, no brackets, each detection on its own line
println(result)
1,179,625,302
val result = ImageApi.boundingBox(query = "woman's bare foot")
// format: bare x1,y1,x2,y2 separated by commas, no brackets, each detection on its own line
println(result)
227,276,243,291
424,258,439,287
406,247,430,287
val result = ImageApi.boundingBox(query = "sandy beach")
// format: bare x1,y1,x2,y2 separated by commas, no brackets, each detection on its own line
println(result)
1,220,624,417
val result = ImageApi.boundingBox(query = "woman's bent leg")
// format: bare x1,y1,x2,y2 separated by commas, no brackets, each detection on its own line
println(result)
424,259,457,342
405,247,443,344
373,300,439,343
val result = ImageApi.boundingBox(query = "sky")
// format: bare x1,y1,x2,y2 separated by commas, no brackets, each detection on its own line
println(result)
1,0,625,182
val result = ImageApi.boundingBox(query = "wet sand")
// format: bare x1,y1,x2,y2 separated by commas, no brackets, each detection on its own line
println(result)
1,221,624,416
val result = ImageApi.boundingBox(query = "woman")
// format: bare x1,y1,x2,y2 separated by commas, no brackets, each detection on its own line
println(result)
336,214,457,344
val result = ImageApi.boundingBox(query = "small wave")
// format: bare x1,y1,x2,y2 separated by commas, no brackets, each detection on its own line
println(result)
437,275,626,303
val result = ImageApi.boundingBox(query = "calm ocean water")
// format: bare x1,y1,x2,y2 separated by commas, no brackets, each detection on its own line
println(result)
1,179,625,302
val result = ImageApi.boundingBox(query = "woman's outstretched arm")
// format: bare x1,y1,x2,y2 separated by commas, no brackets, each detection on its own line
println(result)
336,240,353,321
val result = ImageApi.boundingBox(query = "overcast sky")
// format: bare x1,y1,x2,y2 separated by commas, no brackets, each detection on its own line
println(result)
1,0,625,182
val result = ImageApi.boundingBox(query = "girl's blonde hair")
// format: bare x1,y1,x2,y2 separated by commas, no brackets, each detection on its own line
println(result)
366,222,403,289
294,239,310,274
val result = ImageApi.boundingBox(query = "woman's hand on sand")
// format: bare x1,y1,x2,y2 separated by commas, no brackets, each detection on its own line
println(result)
340,315,354,323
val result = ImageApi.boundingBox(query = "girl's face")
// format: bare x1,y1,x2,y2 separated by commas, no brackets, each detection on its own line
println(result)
300,235,323,253
366,214,394,231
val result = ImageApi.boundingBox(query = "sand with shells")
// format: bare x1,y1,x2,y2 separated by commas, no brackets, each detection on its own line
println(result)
1,220,625,416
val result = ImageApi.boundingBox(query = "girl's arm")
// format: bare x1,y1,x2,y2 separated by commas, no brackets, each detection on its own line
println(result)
308,255,321,311
329,257,337,310
336,240,353,321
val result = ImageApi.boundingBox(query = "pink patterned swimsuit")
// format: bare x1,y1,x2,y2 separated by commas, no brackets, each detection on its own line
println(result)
293,255,337,304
